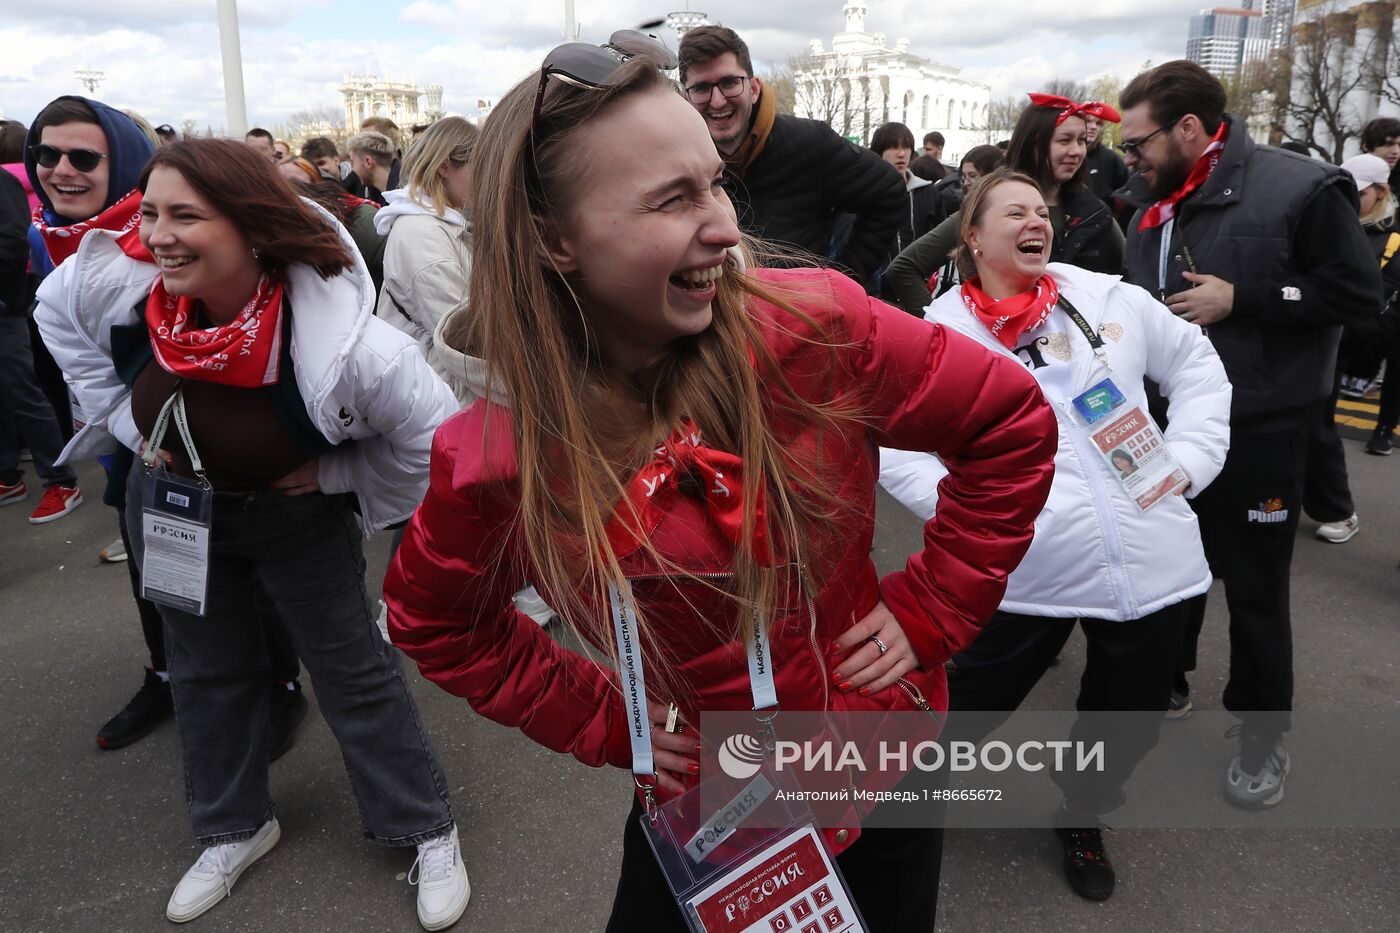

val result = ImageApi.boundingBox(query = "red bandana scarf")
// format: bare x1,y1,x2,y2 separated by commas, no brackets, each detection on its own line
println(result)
145,274,285,387
606,418,774,566
1138,120,1229,232
33,188,152,267
1027,93,1121,126
961,274,1060,349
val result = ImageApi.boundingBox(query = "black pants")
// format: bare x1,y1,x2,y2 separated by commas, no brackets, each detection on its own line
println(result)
0,317,76,488
604,799,943,932
1302,382,1355,523
945,605,1185,818
1177,421,1304,736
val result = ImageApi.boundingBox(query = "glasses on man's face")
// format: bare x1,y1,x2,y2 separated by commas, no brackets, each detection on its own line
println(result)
531,29,678,133
31,144,108,173
681,75,749,106
1117,117,1179,158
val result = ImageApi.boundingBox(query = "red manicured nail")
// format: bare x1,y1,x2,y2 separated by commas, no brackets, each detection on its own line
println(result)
858,687,871,697
832,672,844,685
694,743,703,755
838,680,853,693
687,762,700,774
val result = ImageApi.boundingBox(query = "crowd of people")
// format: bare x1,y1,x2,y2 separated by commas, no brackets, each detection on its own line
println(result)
1,20,1396,932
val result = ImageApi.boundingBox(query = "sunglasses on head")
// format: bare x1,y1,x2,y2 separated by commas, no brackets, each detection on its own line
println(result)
32,143,109,173
531,29,678,133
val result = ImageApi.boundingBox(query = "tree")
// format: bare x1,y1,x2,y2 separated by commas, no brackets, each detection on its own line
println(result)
1041,79,1089,102
983,95,1021,143
1086,74,1125,148
788,53,890,141
1283,5,1391,162
757,65,796,115
179,119,198,140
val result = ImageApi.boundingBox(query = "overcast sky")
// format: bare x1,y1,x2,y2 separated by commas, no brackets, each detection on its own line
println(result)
0,0,1207,130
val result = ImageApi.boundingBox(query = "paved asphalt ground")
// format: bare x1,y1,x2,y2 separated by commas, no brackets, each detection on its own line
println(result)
2,434,1397,933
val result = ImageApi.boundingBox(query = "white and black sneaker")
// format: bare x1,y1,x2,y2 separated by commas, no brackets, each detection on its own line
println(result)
1223,725,1289,810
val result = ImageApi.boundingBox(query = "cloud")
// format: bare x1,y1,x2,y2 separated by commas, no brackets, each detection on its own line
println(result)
0,1,1207,130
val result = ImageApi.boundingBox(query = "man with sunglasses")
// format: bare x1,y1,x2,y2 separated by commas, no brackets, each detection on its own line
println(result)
678,25,905,292
1114,61,1381,811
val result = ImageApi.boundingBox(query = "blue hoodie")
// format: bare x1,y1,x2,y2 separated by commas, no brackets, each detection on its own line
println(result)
23,95,155,228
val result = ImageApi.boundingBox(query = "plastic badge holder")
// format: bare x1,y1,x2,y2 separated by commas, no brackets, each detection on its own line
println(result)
641,763,867,933
140,464,214,615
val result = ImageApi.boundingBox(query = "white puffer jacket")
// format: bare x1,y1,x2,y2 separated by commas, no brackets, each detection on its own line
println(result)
374,189,473,403
34,207,459,536
880,262,1231,621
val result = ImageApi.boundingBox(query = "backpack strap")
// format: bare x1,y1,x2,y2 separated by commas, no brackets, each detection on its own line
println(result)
1382,233,1400,270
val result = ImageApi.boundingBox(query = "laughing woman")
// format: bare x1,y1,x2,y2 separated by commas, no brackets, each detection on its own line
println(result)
886,95,1126,315
880,169,1231,903
383,34,1057,932
34,139,470,931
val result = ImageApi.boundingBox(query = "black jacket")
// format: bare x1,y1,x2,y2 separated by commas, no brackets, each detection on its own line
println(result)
726,114,906,288
1117,115,1383,423
1055,188,1123,275
1085,144,1129,206
0,171,32,318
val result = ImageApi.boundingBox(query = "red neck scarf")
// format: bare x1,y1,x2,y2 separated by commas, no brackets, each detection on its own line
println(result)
145,274,285,387
961,274,1060,349
606,418,774,566
1138,120,1230,231
1027,93,1121,126
33,188,152,267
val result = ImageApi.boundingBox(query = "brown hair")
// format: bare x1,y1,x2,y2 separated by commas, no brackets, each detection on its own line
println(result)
33,98,100,140
139,138,353,280
0,120,27,164
360,116,401,150
678,25,754,83
300,136,340,162
954,167,1044,278
1362,117,1400,153
1005,102,1089,197
447,56,855,682
1120,60,1225,136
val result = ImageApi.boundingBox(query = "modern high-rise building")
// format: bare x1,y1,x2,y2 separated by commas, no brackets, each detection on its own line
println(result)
1186,5,1271,78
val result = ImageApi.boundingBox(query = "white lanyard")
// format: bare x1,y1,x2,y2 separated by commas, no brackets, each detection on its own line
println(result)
141,385,209,484
1157,217,1175,295
607,580,778,789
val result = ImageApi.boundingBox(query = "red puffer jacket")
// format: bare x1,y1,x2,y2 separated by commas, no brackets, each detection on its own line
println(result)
386,268,1056,853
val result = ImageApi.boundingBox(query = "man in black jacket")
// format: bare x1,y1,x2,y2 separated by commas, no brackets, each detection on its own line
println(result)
1116,61,1382,810
1083,114,1130,229
678,25,905,290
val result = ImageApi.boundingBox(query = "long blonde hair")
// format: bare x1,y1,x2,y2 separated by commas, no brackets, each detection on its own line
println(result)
402,116,480,216
445,58,854,683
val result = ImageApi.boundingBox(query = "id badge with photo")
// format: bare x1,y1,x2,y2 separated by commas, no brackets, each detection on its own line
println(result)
140,465,214,616
641,768,867,933
1088,405,1189,511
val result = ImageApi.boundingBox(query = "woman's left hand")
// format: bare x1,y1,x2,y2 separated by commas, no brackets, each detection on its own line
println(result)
271,460,320,496
830,600,920,697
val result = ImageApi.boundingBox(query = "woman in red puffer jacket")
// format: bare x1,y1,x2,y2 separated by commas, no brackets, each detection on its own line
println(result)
384,40,1056,933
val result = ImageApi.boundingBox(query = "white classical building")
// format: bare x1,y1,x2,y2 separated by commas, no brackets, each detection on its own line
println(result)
1286,0,1398,159
338,74,428,129
791,0,991,160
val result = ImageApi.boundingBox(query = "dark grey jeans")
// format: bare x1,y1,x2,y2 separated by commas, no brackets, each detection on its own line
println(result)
126,468,454,847
0,317,76,488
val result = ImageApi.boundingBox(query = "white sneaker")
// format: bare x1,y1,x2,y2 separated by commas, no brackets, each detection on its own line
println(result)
376,599,392,643
411,826,470,931
166,818,280,923
99,537,128,563
1315,513,1360,544
513,585,556,627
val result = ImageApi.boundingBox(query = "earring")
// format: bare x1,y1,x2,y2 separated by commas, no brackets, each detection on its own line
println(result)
974,247,983,257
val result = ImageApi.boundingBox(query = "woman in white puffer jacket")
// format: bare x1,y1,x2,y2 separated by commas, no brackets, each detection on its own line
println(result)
879,169,1231,903
375,116,478,405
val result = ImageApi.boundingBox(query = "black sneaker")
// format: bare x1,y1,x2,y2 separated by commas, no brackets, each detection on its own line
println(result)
268,680,309,763
1365,427,1393,456
1055,825,1116,901
97,668,173,749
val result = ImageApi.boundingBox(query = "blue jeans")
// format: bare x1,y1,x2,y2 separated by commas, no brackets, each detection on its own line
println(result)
126,470,454,846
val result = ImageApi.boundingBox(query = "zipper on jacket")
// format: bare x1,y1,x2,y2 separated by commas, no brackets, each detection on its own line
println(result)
895,677,941,725
1054,402,1136,617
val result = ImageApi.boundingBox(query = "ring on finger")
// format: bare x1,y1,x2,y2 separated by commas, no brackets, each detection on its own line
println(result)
867,635,888,656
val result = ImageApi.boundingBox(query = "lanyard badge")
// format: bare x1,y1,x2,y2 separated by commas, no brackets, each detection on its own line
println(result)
139,387,214,616
607,583,868,932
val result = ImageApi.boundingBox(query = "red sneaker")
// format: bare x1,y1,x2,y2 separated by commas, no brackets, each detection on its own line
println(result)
28,484,83,524
0,479,27,506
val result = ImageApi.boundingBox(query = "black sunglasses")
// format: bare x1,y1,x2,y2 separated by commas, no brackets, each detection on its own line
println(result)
1117,117,1179,158
531,29,678,133
31,143,109,173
